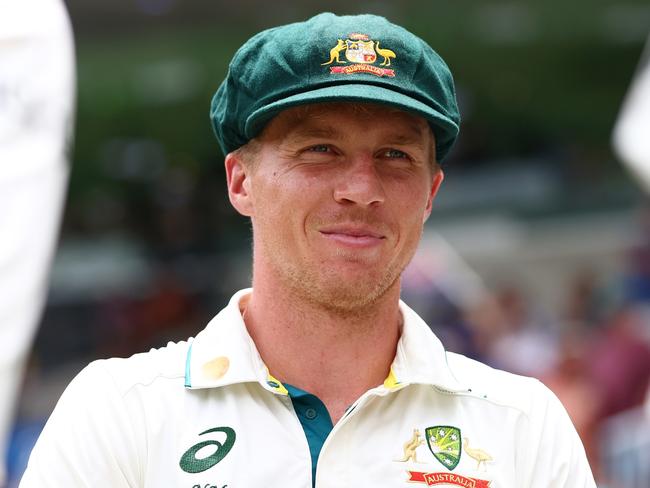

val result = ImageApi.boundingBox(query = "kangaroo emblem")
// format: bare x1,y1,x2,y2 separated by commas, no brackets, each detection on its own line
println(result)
321,39,347,65
395,429,425,463
375,41,396,66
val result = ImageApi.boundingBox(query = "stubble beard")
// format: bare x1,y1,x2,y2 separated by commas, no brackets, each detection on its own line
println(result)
298,258,400,316
260,237,415,319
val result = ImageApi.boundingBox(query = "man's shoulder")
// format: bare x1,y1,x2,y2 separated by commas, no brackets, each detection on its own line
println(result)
81,339,192,398
444,351,556,417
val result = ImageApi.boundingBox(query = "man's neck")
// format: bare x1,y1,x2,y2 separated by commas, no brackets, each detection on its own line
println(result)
242,270,402,423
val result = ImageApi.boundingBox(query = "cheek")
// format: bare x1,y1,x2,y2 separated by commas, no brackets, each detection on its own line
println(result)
251,177,310,237
391,180,432,215
387,183,431,243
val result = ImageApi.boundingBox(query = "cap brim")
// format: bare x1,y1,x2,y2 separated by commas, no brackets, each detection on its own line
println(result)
244,83,459,161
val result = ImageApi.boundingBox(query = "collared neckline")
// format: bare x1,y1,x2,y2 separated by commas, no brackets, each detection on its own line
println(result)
184,289,268,390
184,289,467,394
387,301,467,393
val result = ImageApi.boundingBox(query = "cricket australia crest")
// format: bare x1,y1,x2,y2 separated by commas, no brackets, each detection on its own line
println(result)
400,425,493,487
322,33,396,77
425,426,462,471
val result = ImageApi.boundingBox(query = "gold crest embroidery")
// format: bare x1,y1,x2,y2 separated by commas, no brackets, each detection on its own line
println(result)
322,33,396,77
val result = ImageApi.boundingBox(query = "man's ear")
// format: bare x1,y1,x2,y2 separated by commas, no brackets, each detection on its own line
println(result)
225,152,254,217
423,169,444,223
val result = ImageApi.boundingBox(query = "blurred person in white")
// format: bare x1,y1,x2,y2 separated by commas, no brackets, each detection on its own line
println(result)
0,0,75,483
614,34,650,191
608,33,650,488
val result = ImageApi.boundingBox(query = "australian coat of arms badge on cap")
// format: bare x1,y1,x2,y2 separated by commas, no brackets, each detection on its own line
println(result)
322,33,396,77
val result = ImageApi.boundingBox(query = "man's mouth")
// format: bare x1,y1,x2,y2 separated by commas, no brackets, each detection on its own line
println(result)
319,225,386,247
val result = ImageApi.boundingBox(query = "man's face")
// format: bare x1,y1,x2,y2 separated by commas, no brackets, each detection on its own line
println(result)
227,103,443,313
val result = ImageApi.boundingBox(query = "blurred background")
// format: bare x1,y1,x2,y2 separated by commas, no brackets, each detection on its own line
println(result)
5,0,650,486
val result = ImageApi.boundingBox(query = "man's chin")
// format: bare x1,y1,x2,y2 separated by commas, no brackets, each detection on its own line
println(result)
297,272,400,315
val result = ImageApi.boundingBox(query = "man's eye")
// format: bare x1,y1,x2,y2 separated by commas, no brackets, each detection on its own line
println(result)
307,144,330,153
384,149,409,159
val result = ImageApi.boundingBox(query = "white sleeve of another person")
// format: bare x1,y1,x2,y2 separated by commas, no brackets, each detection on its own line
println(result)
0,0,75,483
613,35,650,191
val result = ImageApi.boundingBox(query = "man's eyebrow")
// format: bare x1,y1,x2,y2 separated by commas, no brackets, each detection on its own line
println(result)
383,133,427,149
288,125,342,140
284,121,430,150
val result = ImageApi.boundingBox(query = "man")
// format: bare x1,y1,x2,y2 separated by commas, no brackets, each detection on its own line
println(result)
1,0,75,483
20,13,596,488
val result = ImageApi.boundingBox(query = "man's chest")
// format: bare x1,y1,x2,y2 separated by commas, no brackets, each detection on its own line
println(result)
139,385,525,488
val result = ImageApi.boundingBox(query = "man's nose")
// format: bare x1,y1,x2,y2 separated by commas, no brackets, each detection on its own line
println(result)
332,155,386,207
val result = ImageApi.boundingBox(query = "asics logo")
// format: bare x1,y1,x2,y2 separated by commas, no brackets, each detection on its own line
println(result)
179,427,236,474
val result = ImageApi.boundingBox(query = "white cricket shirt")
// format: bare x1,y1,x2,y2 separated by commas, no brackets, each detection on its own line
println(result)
20,289,597,487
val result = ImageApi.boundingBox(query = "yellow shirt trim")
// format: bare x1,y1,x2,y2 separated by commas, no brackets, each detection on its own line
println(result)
265,369,289,395
383,367,401,390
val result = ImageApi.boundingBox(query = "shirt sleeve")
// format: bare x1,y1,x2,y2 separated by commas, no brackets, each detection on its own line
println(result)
0,0,74,482
523,380,597,488
19,361,143,488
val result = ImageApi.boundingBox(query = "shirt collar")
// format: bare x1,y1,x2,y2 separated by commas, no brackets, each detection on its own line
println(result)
184,289,467,394
386,300,467,393
184,289,272,391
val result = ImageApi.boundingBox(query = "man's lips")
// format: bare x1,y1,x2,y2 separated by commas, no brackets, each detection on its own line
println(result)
318,226,386,247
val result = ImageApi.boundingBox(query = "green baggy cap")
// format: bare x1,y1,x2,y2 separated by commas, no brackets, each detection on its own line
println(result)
210,12,460,162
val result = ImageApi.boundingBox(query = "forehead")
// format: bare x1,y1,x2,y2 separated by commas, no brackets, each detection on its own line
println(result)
259,102,434,146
